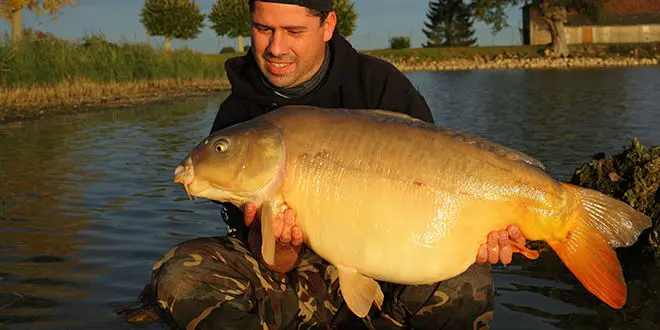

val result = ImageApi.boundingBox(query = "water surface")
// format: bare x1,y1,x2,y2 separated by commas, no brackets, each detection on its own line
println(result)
1,66,659,329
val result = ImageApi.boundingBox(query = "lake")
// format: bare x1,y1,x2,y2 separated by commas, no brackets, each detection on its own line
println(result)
1,66,659,329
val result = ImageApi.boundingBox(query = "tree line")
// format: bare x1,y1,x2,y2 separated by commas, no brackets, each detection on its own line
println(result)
422,0,609,57
139,0,358,52
1,0,609,57
0,0,358,53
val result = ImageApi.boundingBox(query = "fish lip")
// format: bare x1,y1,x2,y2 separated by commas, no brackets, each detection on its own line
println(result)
173,157,195,199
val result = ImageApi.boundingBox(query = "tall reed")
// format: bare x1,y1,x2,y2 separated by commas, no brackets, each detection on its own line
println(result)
0,32,235,121
0,31,229,88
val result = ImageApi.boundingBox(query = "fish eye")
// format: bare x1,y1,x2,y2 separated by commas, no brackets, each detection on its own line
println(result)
214,138,229,152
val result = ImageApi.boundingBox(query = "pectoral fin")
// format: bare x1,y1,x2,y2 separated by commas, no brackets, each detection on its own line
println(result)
260,200,279,266
337,265,384,318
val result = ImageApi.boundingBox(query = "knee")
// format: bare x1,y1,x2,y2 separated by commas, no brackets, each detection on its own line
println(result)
152,237,232,272
446,263,495,304
391,264,495,329
149,236,251,305
146,236,264,328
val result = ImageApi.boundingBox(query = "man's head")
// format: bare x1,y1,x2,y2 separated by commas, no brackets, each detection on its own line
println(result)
249,0,337,89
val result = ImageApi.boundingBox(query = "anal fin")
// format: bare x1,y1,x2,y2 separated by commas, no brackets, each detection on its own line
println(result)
337,265,384,318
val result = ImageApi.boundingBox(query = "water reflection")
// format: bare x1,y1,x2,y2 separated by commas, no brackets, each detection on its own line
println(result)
0,97,229,328
0,116,102,326
0,66,658,329
411,66,660,180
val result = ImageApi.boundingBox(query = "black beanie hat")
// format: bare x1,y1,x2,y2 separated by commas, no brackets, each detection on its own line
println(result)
253,0,333,12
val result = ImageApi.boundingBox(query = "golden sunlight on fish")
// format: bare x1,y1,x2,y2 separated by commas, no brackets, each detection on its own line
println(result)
173,105,651,318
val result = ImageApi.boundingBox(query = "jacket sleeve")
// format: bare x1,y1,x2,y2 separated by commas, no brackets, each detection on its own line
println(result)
373,62,435,124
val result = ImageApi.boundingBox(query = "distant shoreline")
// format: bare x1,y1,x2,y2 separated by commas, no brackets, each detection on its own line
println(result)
389,56,659,72
2,51,658,124
0,78,231,124
367,42,660,71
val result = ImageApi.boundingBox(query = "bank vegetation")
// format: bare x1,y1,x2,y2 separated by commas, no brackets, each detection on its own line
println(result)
0,32,231,123
367,42,660,71
1,31,658,124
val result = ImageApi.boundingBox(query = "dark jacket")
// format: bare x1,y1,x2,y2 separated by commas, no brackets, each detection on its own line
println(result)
209,32,434,237
209,32,433,134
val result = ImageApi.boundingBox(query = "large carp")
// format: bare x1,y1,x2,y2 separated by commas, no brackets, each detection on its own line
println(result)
173,105,651,317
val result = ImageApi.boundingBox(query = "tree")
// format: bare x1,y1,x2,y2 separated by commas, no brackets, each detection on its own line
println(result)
333,0,358,38
423,0,477,47
472,0,608,57
452,1,477,46
139,0,206,52
208,0,250,52
0,0,77,43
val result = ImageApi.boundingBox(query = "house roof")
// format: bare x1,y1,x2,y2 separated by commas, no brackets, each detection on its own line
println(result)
523,0,660,26
567,12,660,26
603,0,660,15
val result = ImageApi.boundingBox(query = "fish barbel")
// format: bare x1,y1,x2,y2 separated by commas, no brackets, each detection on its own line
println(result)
173,105,651,317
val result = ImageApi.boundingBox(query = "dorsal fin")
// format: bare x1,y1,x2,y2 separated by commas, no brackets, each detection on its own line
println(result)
360,109,424,122
359,109,547,172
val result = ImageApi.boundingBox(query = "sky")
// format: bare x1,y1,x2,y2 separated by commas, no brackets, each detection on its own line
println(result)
0,0,525,53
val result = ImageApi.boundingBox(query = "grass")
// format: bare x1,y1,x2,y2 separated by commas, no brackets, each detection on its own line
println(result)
362,42,660,60
0,32,231,87
363,44,547,59
0,32,233,122
0,77,230,122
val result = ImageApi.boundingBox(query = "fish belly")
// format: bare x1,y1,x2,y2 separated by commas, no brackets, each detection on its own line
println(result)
284,169,522,284
279,143,537,283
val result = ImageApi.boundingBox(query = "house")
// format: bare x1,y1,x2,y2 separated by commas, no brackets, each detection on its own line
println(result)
522,0,660,45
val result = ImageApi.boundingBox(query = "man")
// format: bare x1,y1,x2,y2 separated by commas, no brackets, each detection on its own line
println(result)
130,0,528,328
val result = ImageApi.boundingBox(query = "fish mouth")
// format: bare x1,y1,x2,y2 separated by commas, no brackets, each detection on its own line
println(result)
173,157,195,200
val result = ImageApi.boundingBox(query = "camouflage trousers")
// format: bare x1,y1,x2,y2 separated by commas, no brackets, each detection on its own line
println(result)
140,235,495,330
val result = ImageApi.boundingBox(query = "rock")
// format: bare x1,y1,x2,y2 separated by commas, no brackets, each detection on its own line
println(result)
570,138,660,261
376,50,658,73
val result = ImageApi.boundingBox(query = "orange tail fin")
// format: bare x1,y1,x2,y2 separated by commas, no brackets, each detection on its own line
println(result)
548,220,626,308
548,183,652,309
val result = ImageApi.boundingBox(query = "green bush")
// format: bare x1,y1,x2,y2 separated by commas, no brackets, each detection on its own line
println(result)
220,46,236,53
0,32,227,87
389,36,411,50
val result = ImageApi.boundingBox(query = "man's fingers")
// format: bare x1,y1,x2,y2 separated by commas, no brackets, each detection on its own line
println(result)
476,243,488,264
276,208,297,246
498,229,512,265
279,210,294,244
487,231,499,264
284,208,296,230
272,210,284,239
291,226,303,246
507,225,525,246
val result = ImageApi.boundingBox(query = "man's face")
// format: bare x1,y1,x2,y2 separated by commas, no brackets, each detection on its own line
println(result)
250,1,336,89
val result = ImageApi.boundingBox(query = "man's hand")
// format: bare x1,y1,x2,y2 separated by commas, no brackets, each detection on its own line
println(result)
244,202,304,274
476,224,527,265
